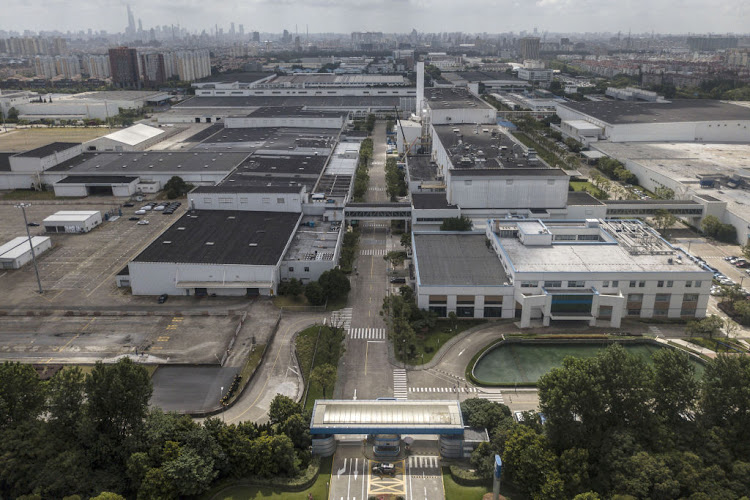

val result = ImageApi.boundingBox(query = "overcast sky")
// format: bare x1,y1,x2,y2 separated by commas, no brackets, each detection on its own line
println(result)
1,0,748,35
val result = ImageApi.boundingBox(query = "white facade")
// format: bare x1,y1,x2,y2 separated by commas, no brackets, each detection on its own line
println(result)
0,236,52,269
445,171,568,209
43,211,102,233
9,144,83,173
188,189,305,212
224,114,345,129
84,124,166,152
413,220,712,328
517,68,553,84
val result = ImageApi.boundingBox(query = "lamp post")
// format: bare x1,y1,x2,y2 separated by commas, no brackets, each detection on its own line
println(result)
220,386,225,423
15,203,43,294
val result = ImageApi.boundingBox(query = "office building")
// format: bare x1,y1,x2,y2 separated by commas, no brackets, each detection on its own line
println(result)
140,53,167,87
519,37,540,60
109,46,141,89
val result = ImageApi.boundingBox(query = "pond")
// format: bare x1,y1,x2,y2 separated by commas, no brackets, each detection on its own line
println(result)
472,341,705,384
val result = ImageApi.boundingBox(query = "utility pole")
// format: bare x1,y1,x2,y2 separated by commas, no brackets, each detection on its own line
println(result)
15,203,43,294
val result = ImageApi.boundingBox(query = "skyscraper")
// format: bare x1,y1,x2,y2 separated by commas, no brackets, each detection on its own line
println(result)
126,5,136,37
109,46,141,89
519,37,541,60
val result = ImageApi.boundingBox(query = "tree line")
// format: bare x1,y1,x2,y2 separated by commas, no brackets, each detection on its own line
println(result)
0,360,314,499
468,344,750,499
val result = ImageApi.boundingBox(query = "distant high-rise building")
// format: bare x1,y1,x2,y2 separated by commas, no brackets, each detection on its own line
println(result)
126,4,136,37
519,37,540,60
252,31,260,42
687,36,738,52
230,23,235,36
34,55,57,79
109,46,140,89
239,24,244,37
140,53,166,87
82,54,111,79
55,55,81,78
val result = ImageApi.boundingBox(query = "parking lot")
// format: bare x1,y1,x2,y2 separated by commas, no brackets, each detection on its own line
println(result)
0,199,187,308
0,313,237,364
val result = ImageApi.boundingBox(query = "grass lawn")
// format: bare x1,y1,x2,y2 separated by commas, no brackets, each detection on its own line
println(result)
442,467,490,500
0,127,110,152
404,319,487,365
2,189,81,200
210,456,331,500
570,180,606,199
296,325,345,410
687,337,747,353
273,294,348,312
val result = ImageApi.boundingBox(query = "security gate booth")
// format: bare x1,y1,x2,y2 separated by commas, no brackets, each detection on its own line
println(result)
310,399,474,458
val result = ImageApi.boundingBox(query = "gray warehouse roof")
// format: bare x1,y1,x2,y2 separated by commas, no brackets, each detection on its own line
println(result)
414,233,508,286
0,152,12,171
48,151,250,174
192,185,303,194
559,99,750,125
56,175,138,184
411,193,457,210
424,88,494,110
14,142,80,158
567,191,604,206
133,210,300,266
175,95,403,109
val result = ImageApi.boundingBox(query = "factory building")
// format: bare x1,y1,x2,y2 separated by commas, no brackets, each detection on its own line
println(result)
83,123,166,152
0,236,52,269
422,88,497,125
413,219,712,327
42,211,102,233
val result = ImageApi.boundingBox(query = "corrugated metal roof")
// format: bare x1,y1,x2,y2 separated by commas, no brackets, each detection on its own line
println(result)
102,124,165,146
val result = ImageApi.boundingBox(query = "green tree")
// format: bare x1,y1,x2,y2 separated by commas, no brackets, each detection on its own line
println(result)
686,315,724,339
461,398,511,430
700,355,750,458
162,447,217,497
7,107,19,122
440,216,472,231
163,176,194,199
504,425,564,499
0,362,46,428
318,268,351,300
285,278,303,297
384,250,407,267
652,209,678,235
304,281,326,305
310,363,336,398
90,493,126,500
137,468,176,500
655,187,675,200
400,232,411,249
651,348,698,427
280,413,311,449
701,215,721,237
269,394,302,425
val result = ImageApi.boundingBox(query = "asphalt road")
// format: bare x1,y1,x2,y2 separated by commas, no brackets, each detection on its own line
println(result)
335,122,395,402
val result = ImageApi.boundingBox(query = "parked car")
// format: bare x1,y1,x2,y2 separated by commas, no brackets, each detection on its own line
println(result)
27,222,40,227
158,294,168,304
128,217,140,221
134,210,146,215
373,463,395,476
140,206,152,211
137,220,150,225
390,277,407,284
514,411,525,423
123,203,134,207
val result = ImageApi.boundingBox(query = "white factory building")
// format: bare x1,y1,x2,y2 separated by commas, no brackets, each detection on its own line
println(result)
413,219,712,328
42,211,102,233
422,87,497,125
83,124,166,152
0,236,52,269
13,90,170,122
555,99,750,144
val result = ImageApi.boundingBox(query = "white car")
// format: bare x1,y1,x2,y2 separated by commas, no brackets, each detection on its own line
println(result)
134,210,146,215
140,206,152,211
154,205,166,211
136,220,150,225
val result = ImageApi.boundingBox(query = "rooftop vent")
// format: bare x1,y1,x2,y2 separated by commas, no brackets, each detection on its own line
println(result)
205,241,215,246
163,240,172,244
177,227,185,230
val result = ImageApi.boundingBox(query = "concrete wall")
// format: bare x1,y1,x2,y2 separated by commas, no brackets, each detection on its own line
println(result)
188,191,304,212
128,261,279,296
53,184,87,197
446,172,568,209
224,115,345,129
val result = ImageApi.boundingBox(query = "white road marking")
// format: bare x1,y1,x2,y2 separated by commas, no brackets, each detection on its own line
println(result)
393,368,408,400
353,388,357,401
458,348,466,356
354,458,358,480
338,458,346,478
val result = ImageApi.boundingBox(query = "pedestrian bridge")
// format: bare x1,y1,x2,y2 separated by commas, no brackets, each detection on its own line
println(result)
344,202,412,221
603,199,705,217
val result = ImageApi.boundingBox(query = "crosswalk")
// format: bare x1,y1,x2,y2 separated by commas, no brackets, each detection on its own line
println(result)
649,325,663,336
477,391,505,404
360,248,388,256
362,223,389,229
349,327,386,340
409,386,479,393
407,456,440,477
393,369,408,400
367,187,387,191
330,308,352,331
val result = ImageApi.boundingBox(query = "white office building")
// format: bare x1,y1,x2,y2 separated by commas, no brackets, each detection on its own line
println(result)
413,219,711,328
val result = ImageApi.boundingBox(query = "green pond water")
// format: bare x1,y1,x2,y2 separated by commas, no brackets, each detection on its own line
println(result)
472,342,705,384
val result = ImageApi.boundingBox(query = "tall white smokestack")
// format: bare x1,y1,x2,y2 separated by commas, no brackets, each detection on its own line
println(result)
416,61,424,117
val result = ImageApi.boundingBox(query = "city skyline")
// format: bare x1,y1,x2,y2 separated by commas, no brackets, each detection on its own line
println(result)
1,0,749,36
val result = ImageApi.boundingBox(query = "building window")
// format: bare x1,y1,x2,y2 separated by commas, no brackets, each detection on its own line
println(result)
667,281,673,288
567,280,585,288
685,281,692,288
680,307,697,316
629,281,636,288
456,306,475,317
304,267,310,272
657,281,664,288
544,281,562,288
262,197,270,204
203,198,212,204
520,281,538,288
240,197,248,204
654,309,668,316
484,295,503,305
429,295,447,304
429,306,447,317
464,180,472,186
602,281,610,288
655,294,671,302
695,281,702,288
457,295,474,304
288,267,294,272
627,308,642,316
683,294,699,302
639,281,646,288
506,179,514,185
628,294,643,302
277,197,285,204
484,307,503,318
612,280,619,287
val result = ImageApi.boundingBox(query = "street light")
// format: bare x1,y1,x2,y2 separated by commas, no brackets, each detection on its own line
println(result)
15,203,43,294
220,386,225,423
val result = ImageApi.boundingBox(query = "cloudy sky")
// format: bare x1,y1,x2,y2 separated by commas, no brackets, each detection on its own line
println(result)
1,0,748,35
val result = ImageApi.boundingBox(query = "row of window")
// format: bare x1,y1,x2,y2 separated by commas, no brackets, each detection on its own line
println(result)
628,293,699,303
288,266,310,273
628,307,696,316
524,280,702,289
206,197,288,205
